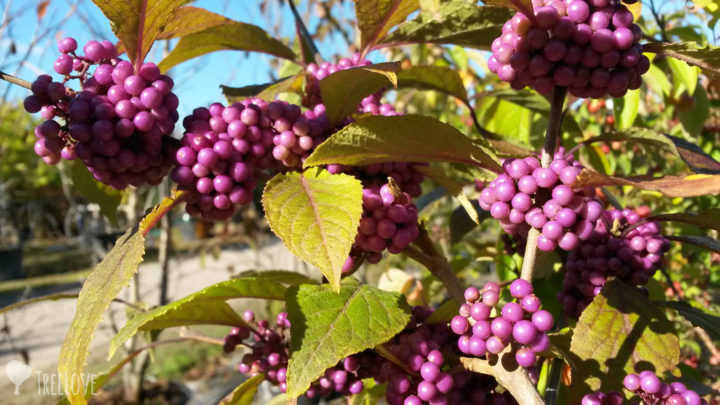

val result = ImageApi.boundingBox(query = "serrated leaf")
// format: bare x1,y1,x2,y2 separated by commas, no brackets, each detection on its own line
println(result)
285,279,411,398
570,280,679,395
380,3,512,49
262,169,363,292
233,270,320,285
643,41,720,75
647,208,720,231
109,277,286,358
613,89,639,130
319,62,401,127
574,170,720,198
91,0,189,67
665,235,720,253
57,192,184,404
71,160,123,225
158,21,296,72
304,115,501,171
223,374,265,405
397,65,468,102
656,300,720,341
155,6,230,39
221,74,305,103
353,0,420,49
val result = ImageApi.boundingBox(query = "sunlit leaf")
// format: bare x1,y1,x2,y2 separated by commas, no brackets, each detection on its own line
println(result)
397,65,468,102
643,41,720,75
353,0,420,49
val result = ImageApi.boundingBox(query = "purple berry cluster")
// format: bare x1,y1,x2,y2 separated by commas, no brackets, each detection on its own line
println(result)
267,101,330,169
582,372,707,405
559,208,670,317
478,150,601,252
489,0,649,98
450,280,554,368
225,310,366,398
379,307,517,405
23,37,180,189
302,53,374,108
329,160,426,199
350,184,419,264
173,100,275,221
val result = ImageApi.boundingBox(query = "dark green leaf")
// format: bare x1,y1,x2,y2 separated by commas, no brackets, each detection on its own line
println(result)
158,22,297,72
262,169,364,292
450,202,487,244
71,160,123,225
319,62,400,127
380,3,513,50
656,300,720,341
425,299,461,323
304,115,501,171
285,279,411,398
569,280,679,395
109,277,287,358
397,65,468,102
665,235,720,253
644,41,720,75
353,0,420,49
679,85,710,138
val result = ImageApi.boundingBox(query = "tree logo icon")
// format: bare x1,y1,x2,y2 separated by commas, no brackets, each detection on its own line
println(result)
6,360,32,394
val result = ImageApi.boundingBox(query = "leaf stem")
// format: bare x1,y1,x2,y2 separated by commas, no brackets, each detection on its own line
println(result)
404,225,465,303
521,86,567,282
0,70,31,89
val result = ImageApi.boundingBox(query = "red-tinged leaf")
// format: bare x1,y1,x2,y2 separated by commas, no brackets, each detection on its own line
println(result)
568,280,679,399
667,135,720,174
158,22,297,72
643,41,720,75
156,6,230,39
90,0,191,67
573,170,720,198
353,0,420,50
647,208,720,231
665,235,720,254
483,0,533,15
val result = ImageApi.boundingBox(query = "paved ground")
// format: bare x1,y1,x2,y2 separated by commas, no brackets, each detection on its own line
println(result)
0,239,317,404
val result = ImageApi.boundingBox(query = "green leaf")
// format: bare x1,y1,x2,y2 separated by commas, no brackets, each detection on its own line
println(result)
304,115,501,171
232,270,320,285
225,374,265,405
349,380,387,405
285,279,411,398
109,277,286,358
643,64,671,96
425,299,461,323
158,21,297,72
221,74,305,103
569,279,679,395
644,41,720,75
71,160,123,225
647,208,720,231
380,3,513,50
262,169,363,292
397,65,468,102
679,85,710,138
353,0,420,49
319,62,401,127
612,89,640,130
656,300,720,340
90,0,190,66
155,6,230,40
667,56,698,98
584,144,611,174
449,202,485,245
416,165,481,226
665,235,720,253
57,192,184,404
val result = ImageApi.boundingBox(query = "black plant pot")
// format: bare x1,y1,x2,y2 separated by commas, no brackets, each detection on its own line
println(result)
0,245,23,281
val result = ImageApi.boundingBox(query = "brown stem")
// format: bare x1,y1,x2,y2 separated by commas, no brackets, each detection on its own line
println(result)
403,244,465,304
460,355,544,405
520,228,541,281
0,70,31,89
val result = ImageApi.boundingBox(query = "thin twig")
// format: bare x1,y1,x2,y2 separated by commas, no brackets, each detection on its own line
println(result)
462,99,498,139
0,70,31,89
520,228,541,281
403,244,465,304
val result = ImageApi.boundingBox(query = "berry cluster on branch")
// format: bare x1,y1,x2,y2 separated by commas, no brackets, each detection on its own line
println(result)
582,371,708,405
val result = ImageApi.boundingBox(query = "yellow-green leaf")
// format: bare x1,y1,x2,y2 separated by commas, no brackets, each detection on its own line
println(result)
319,62,401,127
158,21,297,72
397,65,468,102
353,0,420,49
223,374,265,405
262,169,363,292
285,279,410,398
156,6,230,39
304,114,501,171
643,41,720,75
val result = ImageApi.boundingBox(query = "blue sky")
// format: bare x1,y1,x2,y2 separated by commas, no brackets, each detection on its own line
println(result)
0,0,358,119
